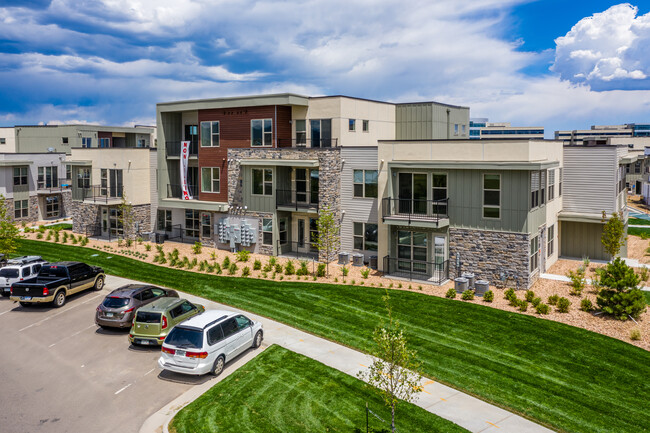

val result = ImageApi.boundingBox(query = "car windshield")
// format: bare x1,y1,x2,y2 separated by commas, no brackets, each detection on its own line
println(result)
38,266,68,278
0,269,19,278
135,311,162,324
102,297,129,309
165,327,203,349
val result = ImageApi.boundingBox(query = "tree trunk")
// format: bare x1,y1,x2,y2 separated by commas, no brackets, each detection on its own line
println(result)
391,401,396,433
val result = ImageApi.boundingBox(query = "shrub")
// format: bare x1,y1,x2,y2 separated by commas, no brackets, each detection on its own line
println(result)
199,261,207,272
46,233,52,241
156,245,164,254
228,262,238,275
192,241,202,254
222,256,231,268
210,251,217,260
360,281,365,285
524,290,535,302
236,250,250,262
518,300,528,312
388,283,393,289
461,289,474,300
317,263,326,278
284,260,295,275
269,256,278,267
418,285,422,291
567,267,586,296
398,283,402,288
483,290,494,302
583,256,591,267
275,264,283,274
136,236,143,244
263,262,272,273
296,260,309,276
341,266,349,277
408,285,412,290
531,297,542,307
36,233,43,239
641,232,650,240
145,244,152,252
535,303,550,315
580,298,594,312
630,328,642,341
279,275,284,280
504,288,516,302
241,267,251,277
547,294,560,305
351,279,356,285
557,297,571,313
62,232,68,242
117,238,123,247
596,257,646,320
445,288,456,299
253,259,262,271
360,268,371,279
214,263,222,274
54,232,60,243
638,267,649,282
334,277,338,282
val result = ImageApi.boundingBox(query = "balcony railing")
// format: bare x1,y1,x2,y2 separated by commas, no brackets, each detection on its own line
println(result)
167,184,198,200
166,140,198,157
383,256,449,284
83,185,124,203
276,189,319,211
277,240,319,260
37,178,71,193
382,197,449,223
277,138,339,148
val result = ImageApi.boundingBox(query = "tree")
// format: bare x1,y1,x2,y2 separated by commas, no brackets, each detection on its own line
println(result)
601,211,626,258
358,294,422,433
0,195,21,255
119,193,135,246
596,257,646,320
315,206,340,275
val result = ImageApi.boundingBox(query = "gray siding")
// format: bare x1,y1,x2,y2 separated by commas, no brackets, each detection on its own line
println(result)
340,147,379,256
560,221,608,260
395,103,469,140
241,165,277,213
149,150,158,229
563,146,618,214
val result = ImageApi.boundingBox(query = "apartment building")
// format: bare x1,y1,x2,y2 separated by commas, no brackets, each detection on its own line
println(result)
377,139,563,288
470,119,544,139
0,152,70,222
555,124,650,143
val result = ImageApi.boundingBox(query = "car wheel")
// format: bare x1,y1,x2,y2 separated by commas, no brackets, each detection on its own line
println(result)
52,291,66,308
211,355,225,376
1,292,9,298
93,276,104,291
252,331,263,349
19,301,32,308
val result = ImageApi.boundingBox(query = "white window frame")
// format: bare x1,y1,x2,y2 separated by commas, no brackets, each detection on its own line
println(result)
262,218,273,245
13,167,28,186
200,121,220,147
548,169,555,201
14,199,28,219
201,167,220,193
353,169,378,198
530,235,539,273
251,119,273,147
547,225,554,257
482,173,501,219
252,168,273,196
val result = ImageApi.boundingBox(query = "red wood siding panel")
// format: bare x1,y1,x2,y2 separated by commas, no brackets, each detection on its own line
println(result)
196,105,292,202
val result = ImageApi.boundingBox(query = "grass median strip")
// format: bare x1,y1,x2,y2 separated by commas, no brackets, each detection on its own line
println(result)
16,239,650,433
169,345,467,433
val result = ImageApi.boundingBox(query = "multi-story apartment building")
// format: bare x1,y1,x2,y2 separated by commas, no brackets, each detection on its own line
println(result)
470,119,544,139
0,152,70,222
377,139,563,288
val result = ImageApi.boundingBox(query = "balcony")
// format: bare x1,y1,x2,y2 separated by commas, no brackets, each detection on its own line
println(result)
37,178,71,194
278,138,339,148
382,197,449,228
83,185,124,204
166,141,198,158
167,184,198,200
276,189,319,212
383,256,449,284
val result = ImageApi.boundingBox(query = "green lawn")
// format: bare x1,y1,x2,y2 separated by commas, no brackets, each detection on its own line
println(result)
170,345,467,433
628,226,650,237
644,291,650,305
15,240,650,433
629,218,650,226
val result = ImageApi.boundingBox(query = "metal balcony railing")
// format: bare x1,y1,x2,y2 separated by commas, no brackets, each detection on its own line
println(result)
82,185,124,203
383,256,449,284
382,197,449,223
167,184,198,200
277,138,339,148
166,140,198,157
276,189,319,211
37,178,70,193
277,240,319,260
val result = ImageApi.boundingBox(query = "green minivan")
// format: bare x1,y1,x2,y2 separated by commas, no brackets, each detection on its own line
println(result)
129,297,205,346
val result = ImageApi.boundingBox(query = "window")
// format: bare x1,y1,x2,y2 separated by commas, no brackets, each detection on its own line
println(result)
309,218,318,251
109,207,123,236
66,165,71,180
548,169,555,201
540,170,546,205
200,121,220,147
635,160,642,174
100,169,108,196
62,137,68,144
37,166,58,189
353,170,378,198
362,120,369,132
252,168,272,196
559,168,563,196
432,173,448,215
262,218,273,245
530,235,539,273
157,210,172,232
310,119,332,147
547,225,555,257
77,168,90,189
137,139,146,148
251,119,272,146
397,231,428,273
0,138,5,144
185,209,200,238
14,199,28,219
353,222,378,251
483,174,500,219
13,167,27,186
201,212,212,238
235,315,250,329
45,196,59,218
279,218,288,244
82,137,92,147
295,119,306,145
201,167,220,193
221,318,239,338
207,325,224,345
531,171,540,208
454,124,459,135
461,124,466,134
99,138,110,148
349,119,356,131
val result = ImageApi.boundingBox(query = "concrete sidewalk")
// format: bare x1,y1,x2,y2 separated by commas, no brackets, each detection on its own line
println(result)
137,276,552,433
541,271,650,291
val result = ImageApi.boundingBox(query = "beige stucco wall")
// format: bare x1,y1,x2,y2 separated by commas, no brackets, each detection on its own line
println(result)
0,127,16,153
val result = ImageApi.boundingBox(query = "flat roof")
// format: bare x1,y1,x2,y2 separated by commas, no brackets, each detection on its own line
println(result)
379,138,563,143
157,93,310,111
15,124,154,133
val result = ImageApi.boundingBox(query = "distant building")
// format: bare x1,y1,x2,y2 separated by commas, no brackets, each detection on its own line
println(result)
469,119,544,139
554,123,650,144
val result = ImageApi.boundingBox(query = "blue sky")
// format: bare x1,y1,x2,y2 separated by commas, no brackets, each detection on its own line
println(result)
0,1,649,136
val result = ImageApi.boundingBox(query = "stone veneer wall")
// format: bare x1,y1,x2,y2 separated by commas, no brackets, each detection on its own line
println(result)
60,190,72,218
71,201,100,234
7,195,40,224
227,148,341,261
448,227,534,289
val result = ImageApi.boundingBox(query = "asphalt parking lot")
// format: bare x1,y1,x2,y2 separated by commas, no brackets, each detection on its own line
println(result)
0,275,209,433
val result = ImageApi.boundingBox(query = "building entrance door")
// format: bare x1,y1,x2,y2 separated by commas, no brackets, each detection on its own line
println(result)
398,173,427,214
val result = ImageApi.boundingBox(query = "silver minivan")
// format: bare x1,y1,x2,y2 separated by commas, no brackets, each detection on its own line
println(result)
158,309,263,376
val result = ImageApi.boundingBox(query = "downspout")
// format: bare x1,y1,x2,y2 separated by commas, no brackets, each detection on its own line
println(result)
446,109,450,140
274,105,277,148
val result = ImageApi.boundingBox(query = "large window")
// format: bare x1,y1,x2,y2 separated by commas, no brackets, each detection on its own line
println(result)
200,121,220,147
531,171,540,208
77,168,90,189
251,119,272,146
483,174,500,219
201,167,220,193
310,119,332,147
157,209,172,232
279,218,288,244
309,218,318,251
14,199,28,219
185,209,200,238
432,173,447,215
530,235,539,273
548,169,555,201
353,222,378,251
109,207,123,236
547,225,555,257
82,137,92,147
101,169,108,196
262,218,273,245
99,138,110,148
295,119,306,145
353,170,378,198
397,231,428,274
252,168,272,196
201,212,212,238
13,167,27,186
45,196,59,218
295,168,319,204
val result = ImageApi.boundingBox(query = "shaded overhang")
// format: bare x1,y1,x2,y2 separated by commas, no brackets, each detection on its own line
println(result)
239,159,318,168
387,160,560,171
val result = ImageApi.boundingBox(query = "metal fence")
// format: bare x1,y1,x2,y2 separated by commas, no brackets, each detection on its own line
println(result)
382,256,448,284
382,197,449,223
277,138,339,148
276,189,319,211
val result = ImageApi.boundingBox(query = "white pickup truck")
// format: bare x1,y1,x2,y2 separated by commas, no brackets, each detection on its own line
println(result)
0,256,48,297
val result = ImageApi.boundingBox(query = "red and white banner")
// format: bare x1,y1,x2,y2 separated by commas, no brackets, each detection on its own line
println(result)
180,141,192,200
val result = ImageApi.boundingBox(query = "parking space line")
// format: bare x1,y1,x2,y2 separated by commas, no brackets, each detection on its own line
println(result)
144,368,155,376
18,293,104,332
0,309,12,317
114,383,132,395
48,324,96,348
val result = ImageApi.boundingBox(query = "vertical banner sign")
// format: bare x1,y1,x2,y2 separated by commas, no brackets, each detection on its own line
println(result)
180,140,192,200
